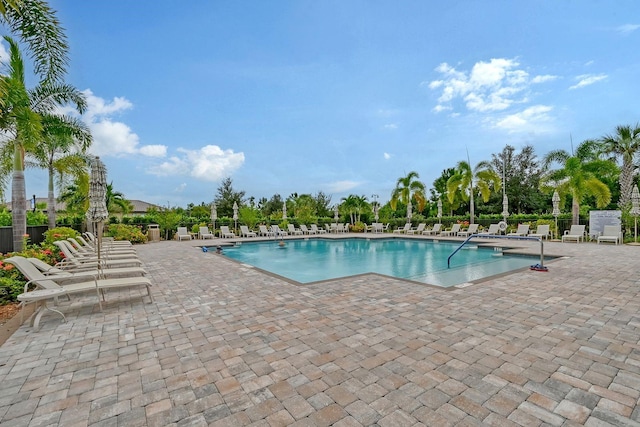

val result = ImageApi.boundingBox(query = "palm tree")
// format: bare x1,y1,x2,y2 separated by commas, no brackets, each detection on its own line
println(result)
390,171,427,216
28,109,92,229
0,37,86,250
341,194,368,224
58,174,89,216
541,140,614,224
105,182,132,214
600,124,640,208
447,160,501,224
0,0,69,84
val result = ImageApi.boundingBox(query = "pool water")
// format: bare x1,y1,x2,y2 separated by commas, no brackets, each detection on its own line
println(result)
219,238,540,287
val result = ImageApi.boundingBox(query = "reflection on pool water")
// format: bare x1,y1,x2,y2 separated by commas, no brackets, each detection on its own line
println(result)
218,238,541,287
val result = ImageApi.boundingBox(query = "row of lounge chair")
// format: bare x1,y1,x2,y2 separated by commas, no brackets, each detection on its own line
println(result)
7,232,154,329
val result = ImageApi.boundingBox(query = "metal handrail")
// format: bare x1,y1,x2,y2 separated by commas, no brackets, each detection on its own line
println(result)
447,234,545,269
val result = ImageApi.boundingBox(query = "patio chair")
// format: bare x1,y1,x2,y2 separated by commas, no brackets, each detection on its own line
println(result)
507,224,530,236
67,238,137,258
84,231,132,247
300,224,314,235
287,224,303,235
441,224,461,236
597,225,622,245
529,224,551,240
562,225,586,243
240,225,257,237
28,257,147,280
5,256,153,312
393,223,412,234
220,226,236,238
407,223,426,235
457,223,479,238
258,225,274,237
310,224,326,234
53,241,143,269
423,223,442,235
271,225,288,236
175,227,192,241
199,226,214,239
478,224,500,236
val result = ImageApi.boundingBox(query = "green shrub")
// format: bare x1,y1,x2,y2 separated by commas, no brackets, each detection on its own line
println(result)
105,224,147,244
43,227,79,244
0,277,25,305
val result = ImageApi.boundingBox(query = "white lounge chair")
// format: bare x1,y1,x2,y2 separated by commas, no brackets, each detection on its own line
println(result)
69,237,137,256
258,225,274,237
288,224,303,235
394,223,412,234
240,225,257,237
300,224,314,235
5,256,153,312
310,224,326,234
423,223,442,235
562,225,586,243
220,226,236,238
458,223,479,238
271,225,288,236
597,225,622,245
478,224,500,236
508,224,530,236
28,257,146,279
199,226,214,239
441,224,461,236
84,231,132,247
53,241,142,269
176,227,192,241
407,223,426,235
529,224,551,240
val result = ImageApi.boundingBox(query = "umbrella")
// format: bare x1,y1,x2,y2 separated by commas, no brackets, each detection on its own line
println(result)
233,201,238,233
86,157,108,268
406,201,412,223
334,205,339,221
282,202,287,220
437,198,442,224
631,185,640,243
501,193,509,223
373,203,379,222
552,190,560,239
210,202,217,230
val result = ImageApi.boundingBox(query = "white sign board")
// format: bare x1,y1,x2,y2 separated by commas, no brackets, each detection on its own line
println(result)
589,210,621,240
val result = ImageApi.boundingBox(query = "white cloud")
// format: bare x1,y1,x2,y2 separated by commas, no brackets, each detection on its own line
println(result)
383,152,391,160
175,183,187,193
383,123,397,130
79,90,168,158
569,74,607,90
148,145,244,182
0,42,9,65
531,75,558,84
428,58,556,113
616,24,640,35
493,105,553,133
325,180,361,193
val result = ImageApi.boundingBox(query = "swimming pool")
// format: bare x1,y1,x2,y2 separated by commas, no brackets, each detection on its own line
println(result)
218,238,541,287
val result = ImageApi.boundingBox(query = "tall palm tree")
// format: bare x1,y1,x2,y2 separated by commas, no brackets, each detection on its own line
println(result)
341,194,368,224
0,37,86,250
0,0,69,84
57,174,89,216
447,160,501,224
390,171,427,215
600,124,640,208
28,114,92,228
105,182,132,214
541,140,614,224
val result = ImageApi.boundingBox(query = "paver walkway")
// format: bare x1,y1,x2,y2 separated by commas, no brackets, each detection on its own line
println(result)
0,237,639,426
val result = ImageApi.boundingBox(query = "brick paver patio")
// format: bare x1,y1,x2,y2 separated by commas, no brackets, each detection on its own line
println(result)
0,236,639,426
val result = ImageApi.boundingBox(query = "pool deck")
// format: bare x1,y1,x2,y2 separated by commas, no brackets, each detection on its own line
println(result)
1,234,639,426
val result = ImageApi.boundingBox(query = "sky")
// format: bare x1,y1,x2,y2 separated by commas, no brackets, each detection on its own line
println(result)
4,0,640,208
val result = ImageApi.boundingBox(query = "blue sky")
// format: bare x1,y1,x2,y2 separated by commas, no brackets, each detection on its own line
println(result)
8,1,640,208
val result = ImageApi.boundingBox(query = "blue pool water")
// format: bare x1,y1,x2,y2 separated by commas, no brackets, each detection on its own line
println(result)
219,238,540,287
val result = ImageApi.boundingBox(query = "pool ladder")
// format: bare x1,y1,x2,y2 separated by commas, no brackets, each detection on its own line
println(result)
447,234,545,269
